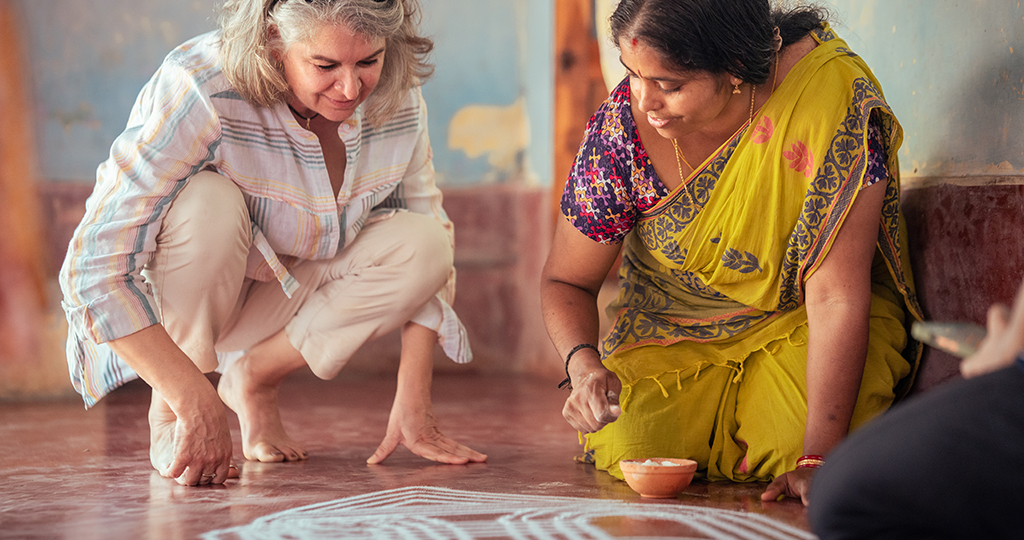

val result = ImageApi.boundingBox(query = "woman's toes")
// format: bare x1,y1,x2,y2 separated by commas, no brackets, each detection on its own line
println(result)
248,443,286,463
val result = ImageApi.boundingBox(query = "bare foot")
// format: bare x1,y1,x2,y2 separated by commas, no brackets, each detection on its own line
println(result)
218,354,308,463
148,392,178,477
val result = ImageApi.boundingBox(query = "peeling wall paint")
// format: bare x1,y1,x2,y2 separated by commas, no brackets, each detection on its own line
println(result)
419,0,552,186
826,0,1024,177
22,1,1023,184
448,97,532,183
595,0,622,93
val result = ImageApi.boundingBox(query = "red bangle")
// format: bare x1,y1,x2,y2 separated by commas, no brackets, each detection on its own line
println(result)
796,454,825,469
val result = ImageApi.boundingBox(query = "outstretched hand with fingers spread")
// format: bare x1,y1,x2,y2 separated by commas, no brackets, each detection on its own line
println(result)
367,322,487,466
366,399,487,465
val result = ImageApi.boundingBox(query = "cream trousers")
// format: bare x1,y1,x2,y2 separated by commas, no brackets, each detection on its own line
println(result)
141,171,452,379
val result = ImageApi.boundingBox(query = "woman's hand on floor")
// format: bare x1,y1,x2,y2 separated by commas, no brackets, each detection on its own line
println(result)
761,467,815,506
108,325,234,486
368,322,488,465
366,399,487,465
562,353,623,433
164,395,235,485
148,384,234,486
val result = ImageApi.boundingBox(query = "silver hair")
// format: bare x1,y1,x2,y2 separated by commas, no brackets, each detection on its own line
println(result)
218,0,433,124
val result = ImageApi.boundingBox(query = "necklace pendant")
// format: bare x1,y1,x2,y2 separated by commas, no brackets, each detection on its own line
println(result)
288,102,319,131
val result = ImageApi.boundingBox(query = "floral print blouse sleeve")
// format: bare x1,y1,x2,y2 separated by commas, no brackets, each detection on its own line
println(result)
559,79,669,245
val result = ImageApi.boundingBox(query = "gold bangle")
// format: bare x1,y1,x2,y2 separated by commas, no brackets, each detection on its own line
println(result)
796,457,825,469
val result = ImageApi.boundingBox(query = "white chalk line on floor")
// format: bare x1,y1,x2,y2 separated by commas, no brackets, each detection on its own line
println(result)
202,485,817,540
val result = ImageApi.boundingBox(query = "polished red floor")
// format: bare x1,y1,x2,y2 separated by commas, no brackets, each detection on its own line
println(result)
1,372,812,539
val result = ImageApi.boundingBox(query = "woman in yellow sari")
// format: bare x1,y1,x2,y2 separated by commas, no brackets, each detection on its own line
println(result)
541,0,923,505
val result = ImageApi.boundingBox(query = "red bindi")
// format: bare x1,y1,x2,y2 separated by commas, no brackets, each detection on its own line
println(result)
631,37,638,46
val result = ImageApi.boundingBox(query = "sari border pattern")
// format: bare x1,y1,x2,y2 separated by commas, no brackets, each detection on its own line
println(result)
601,250,769,356
779,77,891,310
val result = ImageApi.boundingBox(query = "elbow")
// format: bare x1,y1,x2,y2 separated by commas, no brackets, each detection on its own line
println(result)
542,274,603,302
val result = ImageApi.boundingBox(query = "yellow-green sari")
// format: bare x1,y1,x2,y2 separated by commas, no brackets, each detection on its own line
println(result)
587,25,924,482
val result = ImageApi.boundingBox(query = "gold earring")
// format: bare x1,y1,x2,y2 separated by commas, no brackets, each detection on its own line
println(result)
732,83,741,94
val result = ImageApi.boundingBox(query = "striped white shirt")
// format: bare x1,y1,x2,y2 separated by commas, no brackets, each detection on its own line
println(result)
59,31,470,407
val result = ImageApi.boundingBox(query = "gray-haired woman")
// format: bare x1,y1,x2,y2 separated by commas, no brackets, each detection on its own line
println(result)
59,0,486,487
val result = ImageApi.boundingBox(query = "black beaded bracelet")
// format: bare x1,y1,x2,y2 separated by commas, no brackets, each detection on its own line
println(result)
558,343,599,390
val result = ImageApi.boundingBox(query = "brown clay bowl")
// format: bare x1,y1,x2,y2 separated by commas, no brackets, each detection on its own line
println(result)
619,458,698,498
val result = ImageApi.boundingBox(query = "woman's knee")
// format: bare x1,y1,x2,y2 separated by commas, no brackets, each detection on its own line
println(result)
386,212,453,290
159,171,251,264
590,369,725,468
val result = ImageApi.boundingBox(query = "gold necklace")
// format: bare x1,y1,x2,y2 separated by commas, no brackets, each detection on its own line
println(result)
748,82,756,124
671,138,693,180
672,83,756,181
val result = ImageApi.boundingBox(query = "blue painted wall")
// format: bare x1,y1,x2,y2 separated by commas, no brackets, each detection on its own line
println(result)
30,1,1022,183
18,0,218,181
420,0,552,185
596,0,1024,178
825,0,1024,177
15,0,553,186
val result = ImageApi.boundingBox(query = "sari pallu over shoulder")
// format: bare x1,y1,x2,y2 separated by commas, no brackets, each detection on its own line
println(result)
603,24,924,396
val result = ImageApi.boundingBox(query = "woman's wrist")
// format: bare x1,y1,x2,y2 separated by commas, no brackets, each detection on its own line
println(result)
803,405,853,460
798,431,843,469
559,345,603,389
